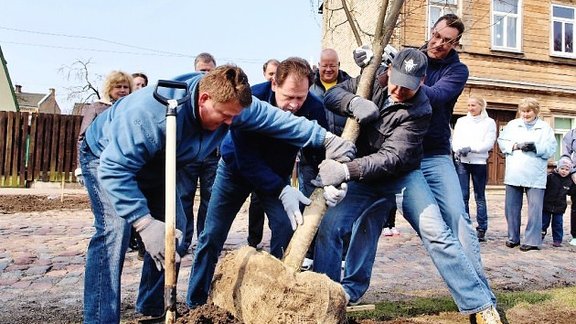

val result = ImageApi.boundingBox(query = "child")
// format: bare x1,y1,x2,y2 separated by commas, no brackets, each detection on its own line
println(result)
542,156,574,247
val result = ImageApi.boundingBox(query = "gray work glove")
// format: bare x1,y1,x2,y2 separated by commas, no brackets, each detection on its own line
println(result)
521,142,536,153
74,168,84,187
459,147,472,157
323,183,348,207
279,185,311,230
133,214,183,271
353,45,374,68
311,159,350,187
348,96,379,124
323,132,356,163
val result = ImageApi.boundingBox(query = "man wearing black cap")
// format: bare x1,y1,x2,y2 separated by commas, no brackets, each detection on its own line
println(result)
311,48,500,322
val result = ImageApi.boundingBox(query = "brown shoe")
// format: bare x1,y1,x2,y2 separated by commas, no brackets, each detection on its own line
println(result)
470,305,502,324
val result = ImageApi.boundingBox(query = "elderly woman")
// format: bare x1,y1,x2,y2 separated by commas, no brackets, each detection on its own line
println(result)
497,98,557,251
452,97,497,242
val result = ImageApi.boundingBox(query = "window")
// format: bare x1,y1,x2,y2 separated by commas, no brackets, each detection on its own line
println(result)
551,4,575,57
492,0,522,51
554,117,576,160
427,0,458,39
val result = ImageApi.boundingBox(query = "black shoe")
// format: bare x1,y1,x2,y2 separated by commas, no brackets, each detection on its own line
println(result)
505,241,520,248
519,244,540,252
477,229,486,242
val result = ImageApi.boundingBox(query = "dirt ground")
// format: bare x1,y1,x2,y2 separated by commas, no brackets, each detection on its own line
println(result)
1,194,575,323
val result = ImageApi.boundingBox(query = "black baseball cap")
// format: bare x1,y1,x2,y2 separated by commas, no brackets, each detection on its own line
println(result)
389,48,427,90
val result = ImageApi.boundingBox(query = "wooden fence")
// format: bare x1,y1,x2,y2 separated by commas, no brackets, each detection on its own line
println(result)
0,111,83,187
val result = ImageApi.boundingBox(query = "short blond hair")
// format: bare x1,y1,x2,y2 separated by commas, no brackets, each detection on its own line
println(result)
199,65,252,107
102,70,133,103
469,97,487,110
518,97,540,116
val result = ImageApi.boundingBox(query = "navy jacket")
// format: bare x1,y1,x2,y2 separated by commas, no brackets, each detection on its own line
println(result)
220,81,328,197
543,172,575,214
309,69,351,136
420,49,469,156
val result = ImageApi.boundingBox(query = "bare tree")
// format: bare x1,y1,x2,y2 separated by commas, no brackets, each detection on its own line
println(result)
58,59,103,106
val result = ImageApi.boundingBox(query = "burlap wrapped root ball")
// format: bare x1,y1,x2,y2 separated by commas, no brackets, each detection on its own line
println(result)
209,246,347,324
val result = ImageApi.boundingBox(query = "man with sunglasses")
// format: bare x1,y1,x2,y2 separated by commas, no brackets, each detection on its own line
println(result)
353,14,501,324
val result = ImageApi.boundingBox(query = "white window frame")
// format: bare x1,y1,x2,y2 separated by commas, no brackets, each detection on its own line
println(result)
553,116,576,160
426,0,459,40
491,0,522,52
550,4,576,58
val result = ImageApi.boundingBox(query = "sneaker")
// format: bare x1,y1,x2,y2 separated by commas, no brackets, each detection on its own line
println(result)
469,305,502,324
301,258,313,271
570,238,576,246
519,244,540,252
383,228,393,236
343,290,360,306
553,241,562,247
390,227,400,235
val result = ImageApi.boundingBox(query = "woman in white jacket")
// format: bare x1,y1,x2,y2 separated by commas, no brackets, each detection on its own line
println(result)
452,97,496,242
497,98,557,251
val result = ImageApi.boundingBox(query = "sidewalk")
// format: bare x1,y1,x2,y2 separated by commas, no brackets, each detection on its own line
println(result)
1,188,575,321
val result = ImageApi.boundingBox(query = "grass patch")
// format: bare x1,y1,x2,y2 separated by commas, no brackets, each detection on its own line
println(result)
347,286,576,323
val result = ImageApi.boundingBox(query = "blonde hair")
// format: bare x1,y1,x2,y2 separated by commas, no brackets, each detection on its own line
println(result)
518,97,540,116
469,97,487,110
101,70,133,103
199,65,252,107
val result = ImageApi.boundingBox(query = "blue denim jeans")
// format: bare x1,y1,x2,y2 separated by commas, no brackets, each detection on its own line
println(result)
542,212,564,243
313,169,495,314
505,185,544,246
455,161,488,232
186,159,294,307
298,161,318,198
182,152,219,249
80,141,188,323
421,155,497,311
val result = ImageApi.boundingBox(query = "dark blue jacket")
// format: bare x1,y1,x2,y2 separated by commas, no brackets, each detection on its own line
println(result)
220,81,328,197
420,49,469,156
309,69,351,136
543,172,575,214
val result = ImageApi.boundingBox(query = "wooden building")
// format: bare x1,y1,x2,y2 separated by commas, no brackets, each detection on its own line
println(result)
321,0,576,184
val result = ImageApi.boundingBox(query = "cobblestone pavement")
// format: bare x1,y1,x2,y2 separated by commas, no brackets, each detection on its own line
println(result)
1,188,575,318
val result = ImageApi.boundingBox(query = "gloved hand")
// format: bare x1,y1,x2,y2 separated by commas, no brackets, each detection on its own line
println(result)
311,159,350,187
521,142,536,153
353,45,374,68
458,147,472,157
323,132,356,162
348,96,379,124
133,215,183,271
515,142,527,150
323,183,348,207
74,168,84,187
279,185,311,230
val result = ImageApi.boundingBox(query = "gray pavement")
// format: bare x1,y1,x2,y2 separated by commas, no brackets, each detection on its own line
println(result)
1,188,576,319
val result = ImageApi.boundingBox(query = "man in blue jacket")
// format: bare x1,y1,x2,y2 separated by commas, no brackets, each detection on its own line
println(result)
186,57,349,309
79,65,355,323
352,14,501,323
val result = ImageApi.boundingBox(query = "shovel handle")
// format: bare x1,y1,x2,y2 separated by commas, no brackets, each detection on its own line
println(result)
153,80,191,113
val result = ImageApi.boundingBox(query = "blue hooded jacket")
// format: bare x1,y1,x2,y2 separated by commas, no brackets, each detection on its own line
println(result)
83,73,327,223
219,81,328,197
420,49,469,156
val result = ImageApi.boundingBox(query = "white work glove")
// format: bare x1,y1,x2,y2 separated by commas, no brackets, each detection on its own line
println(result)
348,96,380,124
311,159,350,187
133,215,183,271
279,185,311,230
323,183,348,207
74,168,84,187
353,45,374,68
323,132,356,162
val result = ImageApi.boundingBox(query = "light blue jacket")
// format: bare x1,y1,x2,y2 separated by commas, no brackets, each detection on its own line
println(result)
84,72,326,223
497,118,556,189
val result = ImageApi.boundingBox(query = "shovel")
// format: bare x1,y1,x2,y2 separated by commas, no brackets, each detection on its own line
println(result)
152,80,191,324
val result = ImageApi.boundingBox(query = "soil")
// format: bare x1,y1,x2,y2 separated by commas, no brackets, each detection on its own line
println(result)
0,194,91,213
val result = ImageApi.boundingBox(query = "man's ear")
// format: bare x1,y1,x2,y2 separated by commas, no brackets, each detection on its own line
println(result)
271,78,278,92
198,92,210,105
